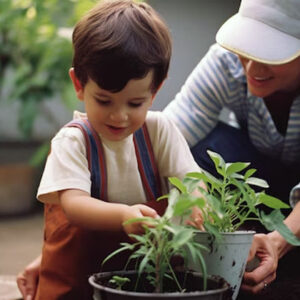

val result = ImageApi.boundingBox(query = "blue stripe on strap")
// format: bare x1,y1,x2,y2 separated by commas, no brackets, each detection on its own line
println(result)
134,124,162,201
66,120,106,201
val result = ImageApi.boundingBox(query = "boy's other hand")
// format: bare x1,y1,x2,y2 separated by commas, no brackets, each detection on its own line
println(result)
186,206,205,230
122,204,159,235
16,255,41,300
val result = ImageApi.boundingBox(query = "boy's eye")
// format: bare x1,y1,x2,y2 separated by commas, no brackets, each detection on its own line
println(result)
129,102,143,107
95,98,110,105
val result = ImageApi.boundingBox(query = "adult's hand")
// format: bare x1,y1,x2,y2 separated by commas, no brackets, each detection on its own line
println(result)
16,255,41,300
241,234,278,294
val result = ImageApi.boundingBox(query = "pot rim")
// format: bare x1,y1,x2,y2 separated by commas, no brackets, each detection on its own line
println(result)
196,230,256,236
89,270,229,298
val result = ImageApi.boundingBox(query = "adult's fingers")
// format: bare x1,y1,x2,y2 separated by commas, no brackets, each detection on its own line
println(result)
241,234,278,294
241,272,276,294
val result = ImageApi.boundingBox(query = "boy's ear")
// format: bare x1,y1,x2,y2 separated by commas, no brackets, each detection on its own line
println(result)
69,68,84,100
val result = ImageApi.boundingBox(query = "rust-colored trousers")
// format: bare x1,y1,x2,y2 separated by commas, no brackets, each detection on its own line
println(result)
35,199,167,300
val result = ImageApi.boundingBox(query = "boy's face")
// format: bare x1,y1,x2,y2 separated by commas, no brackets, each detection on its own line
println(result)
239,55,300,98
70,69,155,141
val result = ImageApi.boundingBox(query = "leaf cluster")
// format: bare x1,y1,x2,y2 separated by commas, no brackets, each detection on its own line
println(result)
0,0,97,138
172,150,300,246
103,189,208,293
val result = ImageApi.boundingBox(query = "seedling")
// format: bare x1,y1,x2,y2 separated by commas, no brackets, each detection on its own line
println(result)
109,276,130,290
172,150,300,246
102,188,208,293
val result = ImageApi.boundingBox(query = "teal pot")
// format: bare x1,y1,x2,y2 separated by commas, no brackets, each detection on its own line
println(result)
89,270,230,300
190,231,255,300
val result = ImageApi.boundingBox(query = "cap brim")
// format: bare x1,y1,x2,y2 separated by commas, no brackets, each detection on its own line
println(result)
216,14,300,65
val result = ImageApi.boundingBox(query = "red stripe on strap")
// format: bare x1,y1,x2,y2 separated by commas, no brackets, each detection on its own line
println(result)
82,119,108,202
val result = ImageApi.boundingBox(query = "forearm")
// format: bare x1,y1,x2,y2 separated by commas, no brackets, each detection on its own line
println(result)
59,190,129,231
268,201,300,258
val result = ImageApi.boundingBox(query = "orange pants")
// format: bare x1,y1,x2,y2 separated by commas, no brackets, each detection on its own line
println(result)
35,199,167,300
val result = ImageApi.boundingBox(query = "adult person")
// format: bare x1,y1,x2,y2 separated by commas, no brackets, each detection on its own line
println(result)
17,0,300,298
164,0,300,206
164,0,300,296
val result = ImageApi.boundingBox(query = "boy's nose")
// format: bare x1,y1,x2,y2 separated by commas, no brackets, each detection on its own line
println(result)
109,110,128,122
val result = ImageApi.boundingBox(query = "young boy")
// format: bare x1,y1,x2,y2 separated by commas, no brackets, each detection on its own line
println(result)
35,1,201,299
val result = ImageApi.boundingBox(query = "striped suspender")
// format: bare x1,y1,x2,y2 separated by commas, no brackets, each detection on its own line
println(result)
133,125,162,202
66,120,162,202
66,119,108,201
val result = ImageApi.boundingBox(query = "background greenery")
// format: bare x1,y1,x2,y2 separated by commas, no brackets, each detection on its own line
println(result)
0,0,98,139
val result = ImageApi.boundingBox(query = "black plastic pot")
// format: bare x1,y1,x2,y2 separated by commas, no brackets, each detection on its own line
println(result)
89,270,230,300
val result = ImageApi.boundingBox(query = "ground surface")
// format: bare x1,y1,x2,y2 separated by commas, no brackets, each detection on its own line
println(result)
0,211,43,300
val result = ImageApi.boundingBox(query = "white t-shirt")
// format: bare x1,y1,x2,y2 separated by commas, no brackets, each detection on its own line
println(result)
37,110,200,205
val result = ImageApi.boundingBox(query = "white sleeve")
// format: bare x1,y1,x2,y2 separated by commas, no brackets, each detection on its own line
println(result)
37,127,91,204
290,183,300,208
147,111,201,181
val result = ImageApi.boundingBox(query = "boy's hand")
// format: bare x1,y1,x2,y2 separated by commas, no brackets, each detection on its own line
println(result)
186,206,205,230
16,255,41,300
122,204,159,235
185,181,207,230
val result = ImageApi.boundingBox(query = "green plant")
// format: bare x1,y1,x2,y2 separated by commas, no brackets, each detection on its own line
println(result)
0,0,97,139
172,150,300,246
109,276,130,290
102,188,208,293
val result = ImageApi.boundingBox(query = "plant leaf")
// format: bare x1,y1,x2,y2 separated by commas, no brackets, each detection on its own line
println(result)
207,150,225,168
258,193,290,209
246,177,269,188
189,241,208,290
260,210,300,246
244,168,257,179
164,188,179,219
203,223,222,240
187,171,223,192
102,244,135,266
207,150,225,176
138,246,154,275
173,194,205,217
123,217,157,226
225,162,250,176
172,228,194,249
157,194,169,201
169,177,187,193
182,177,200,193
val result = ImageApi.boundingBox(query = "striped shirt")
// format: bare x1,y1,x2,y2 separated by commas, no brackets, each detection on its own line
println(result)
163,43,300,203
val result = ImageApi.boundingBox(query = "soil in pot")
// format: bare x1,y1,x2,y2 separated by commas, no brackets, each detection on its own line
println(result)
89,270,231,300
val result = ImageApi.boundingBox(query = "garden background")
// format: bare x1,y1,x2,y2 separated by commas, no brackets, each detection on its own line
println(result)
0,0,240,299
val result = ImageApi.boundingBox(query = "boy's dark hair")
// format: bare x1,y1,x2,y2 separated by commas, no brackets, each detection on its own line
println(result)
72,0,172,93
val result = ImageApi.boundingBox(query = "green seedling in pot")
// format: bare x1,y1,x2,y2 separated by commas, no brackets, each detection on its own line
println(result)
102,188,209,293
171,150,300,246
109,276,130,290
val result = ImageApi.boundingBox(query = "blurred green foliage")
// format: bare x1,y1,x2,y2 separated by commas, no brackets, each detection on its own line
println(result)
0,0,97,138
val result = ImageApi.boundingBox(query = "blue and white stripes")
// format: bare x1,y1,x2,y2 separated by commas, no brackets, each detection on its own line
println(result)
164,43,300,165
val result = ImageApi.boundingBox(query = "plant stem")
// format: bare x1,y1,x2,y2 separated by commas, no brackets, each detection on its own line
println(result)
166,253,183,292
233,217,259,231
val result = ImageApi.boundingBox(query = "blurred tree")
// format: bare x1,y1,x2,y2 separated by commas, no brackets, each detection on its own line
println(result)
0,0,97,138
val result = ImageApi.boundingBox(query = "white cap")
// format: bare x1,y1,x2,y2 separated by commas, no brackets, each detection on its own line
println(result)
216,0,300,65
